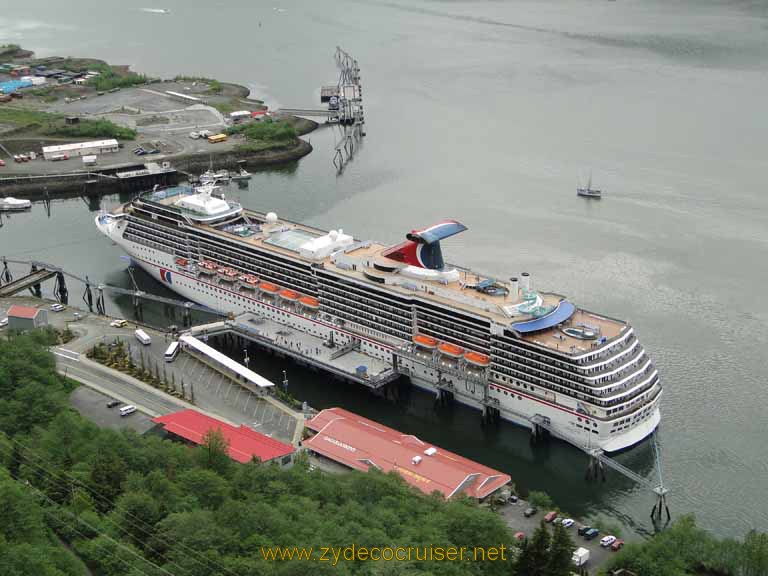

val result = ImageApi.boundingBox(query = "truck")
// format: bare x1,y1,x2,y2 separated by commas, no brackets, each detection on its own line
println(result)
572,547,589,567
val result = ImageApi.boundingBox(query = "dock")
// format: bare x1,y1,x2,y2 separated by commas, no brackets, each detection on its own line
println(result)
185,312,399,389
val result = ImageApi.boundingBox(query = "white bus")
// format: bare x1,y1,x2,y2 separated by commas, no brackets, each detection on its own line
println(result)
164,341,180,362
119,405,137,417
134,329,151,345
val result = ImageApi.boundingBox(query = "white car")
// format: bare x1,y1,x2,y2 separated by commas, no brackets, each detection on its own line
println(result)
561,518,575,528
110,319,127,328
51,303,65,312
0,317,8,328
600,535,617,548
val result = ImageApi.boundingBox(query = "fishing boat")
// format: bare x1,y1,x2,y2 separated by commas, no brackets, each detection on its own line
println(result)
0,197,32,211
577,174,602,199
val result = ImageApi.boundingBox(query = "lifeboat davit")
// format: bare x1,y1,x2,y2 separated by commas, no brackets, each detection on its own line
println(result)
413,334,438,349
279,289,300,301
299,296,319,309
464,351,490,367
438,342,464,358
260,282,280,294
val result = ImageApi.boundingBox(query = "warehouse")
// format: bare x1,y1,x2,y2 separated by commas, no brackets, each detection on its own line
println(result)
42,139,119,160
303,407,512,500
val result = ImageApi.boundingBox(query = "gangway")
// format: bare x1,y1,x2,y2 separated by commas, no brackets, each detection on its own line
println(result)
530,413,670,526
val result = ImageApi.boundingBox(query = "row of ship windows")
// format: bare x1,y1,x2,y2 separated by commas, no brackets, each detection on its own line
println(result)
320,292,411,326
320,302,411,336
319,278,413,313
492,364,654,414
417,318,489,348
493,355,650,399
198,250,315,292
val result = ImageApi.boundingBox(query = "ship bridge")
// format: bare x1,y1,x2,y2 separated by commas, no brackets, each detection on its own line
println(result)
140,185,243,224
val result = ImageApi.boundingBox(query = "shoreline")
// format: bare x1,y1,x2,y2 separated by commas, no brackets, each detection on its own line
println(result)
0,48,319,197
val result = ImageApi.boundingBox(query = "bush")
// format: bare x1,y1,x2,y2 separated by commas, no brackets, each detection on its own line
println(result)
46,118,136,140
527,490,554,510
209,80,222,93
88,70,147,92
227,119,296,142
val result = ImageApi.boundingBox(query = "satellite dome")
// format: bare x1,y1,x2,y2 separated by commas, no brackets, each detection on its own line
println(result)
329,230,338,240
266,212,278,224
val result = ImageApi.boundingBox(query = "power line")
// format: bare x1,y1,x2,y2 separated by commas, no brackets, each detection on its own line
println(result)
2,438,241,576
10,474,174,576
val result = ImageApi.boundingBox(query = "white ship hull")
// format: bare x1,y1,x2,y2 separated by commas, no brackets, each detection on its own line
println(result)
97,214,660,453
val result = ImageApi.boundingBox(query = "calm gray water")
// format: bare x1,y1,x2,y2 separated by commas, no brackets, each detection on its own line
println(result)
2,0,768,538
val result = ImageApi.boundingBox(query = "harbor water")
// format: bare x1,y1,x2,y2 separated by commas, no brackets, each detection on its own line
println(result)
2,0,768,538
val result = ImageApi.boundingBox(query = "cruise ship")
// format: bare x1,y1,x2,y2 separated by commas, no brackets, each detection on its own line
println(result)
96,184,661,452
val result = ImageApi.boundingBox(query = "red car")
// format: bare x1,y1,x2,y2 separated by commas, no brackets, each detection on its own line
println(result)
611,539,625,551
514,532,525,541
0,159,5,167
543,511,558,523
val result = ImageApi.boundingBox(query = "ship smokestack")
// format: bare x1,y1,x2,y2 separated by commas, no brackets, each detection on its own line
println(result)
509,277,519,302
520,272,531,292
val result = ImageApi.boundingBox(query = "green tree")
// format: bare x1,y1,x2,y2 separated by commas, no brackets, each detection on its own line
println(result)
89,449,127,512
517,521,550,576
197,428,231,477
545,522,574,576
526,490,553,510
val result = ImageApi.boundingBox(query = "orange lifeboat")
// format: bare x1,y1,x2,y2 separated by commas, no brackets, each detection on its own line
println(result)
438,342,464,358
299,296,319,309
175,257,188,266
413,334,438,349
260,282,280,294
464,351,490,367
279,289,300,301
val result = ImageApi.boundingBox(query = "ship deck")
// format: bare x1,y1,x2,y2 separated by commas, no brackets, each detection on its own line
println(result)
126,191,629,356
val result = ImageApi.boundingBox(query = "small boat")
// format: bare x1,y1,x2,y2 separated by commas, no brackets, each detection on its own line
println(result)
299,295,319,309
231,167,251,181
464,351,491,367
260,282,280,294
0,197,32,211
199,169,230,185
413,334,438,349
438,342,464,358
174,257,188,267
577,173,602,199
279,288,300,301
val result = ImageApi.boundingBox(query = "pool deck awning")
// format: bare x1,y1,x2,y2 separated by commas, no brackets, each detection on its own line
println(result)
511,300,576,334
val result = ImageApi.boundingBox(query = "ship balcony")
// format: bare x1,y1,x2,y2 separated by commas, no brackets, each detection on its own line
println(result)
576,335,640,375
604,385,662,421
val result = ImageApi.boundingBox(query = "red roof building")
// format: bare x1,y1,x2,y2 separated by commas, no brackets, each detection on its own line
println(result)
304,408,511,500
153,409,294,465
6,305,48,330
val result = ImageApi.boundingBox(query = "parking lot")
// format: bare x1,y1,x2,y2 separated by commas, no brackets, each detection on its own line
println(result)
69,386,155,434
498,500,614,572
2,296,301,444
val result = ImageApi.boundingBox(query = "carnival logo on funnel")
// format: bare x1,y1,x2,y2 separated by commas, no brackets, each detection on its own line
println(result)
159,268,172,284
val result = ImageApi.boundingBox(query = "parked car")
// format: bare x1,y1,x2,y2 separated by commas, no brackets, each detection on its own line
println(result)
50,303,65,312
584,528,600,540
611,539,625,551
561,518,575,528
577,525,592,536
106,400,120,408
544,511,557,523
509,495,518,503
514,532,525,541
601,535,617,548
0,159,5,167
523,507,537,518
110,319,127,327
0,318,8,328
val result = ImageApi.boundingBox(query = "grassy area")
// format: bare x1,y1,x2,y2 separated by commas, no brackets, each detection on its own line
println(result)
87,71,147,92
227,118,297,141
0,107,136,140
210,99,238,114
